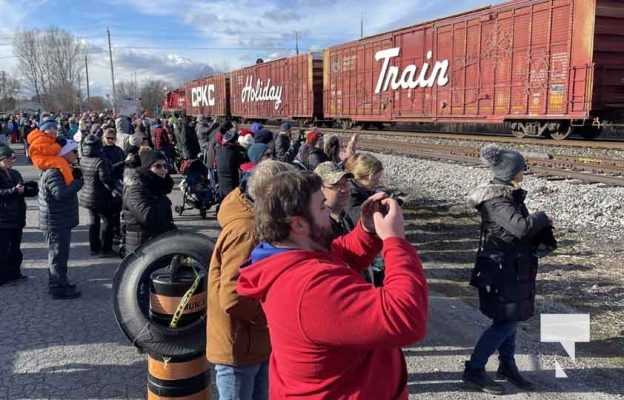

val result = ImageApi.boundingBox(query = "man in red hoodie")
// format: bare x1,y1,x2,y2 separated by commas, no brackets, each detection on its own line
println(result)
236,171,428,399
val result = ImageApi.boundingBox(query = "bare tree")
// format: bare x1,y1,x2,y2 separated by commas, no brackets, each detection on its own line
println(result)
88,96,108,111
139,79,170,115
13,29,42,103
0,71,20,112
13,27,85,112
116,81,141,100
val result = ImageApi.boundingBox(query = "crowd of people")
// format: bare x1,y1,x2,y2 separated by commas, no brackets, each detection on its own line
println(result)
0,109,556,398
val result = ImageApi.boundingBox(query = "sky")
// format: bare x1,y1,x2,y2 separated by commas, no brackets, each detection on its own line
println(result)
0,0,503,98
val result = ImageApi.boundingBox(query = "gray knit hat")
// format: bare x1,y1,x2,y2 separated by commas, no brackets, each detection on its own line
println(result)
480,144,526,182
0,143,14,159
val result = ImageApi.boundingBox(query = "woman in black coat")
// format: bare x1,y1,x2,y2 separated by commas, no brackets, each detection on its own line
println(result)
121,149,175,253
215,130,244,198
79,135,117,256
463,144,553,395
0,144,38,285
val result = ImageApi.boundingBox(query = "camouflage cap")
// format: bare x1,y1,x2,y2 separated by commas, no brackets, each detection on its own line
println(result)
314,161,353,185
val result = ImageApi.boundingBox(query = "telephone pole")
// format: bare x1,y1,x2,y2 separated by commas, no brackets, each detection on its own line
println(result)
107,27,117,114
295,31,300,55
360,13,365,39
85,54,90,106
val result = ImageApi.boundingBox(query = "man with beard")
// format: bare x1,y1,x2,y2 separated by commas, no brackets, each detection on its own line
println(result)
236,171,428,399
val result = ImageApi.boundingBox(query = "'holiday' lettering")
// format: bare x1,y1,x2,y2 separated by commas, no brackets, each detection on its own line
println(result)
191,85,215,107
241,77,283,110
374,48,450,94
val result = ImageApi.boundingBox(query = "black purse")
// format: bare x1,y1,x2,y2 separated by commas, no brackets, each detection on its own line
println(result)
469,223,498,291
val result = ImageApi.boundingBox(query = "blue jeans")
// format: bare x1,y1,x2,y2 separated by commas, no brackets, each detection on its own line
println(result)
214,362,269,400
469,320,518,369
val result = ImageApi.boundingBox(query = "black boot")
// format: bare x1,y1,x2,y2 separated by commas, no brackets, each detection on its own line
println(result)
497,358,535,391
462,361,506,395
49,284,81,300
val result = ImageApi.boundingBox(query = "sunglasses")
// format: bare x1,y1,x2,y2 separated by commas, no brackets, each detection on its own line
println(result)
0,155,16,161
152,163,167,170
104,136,116,140
262,152,273,158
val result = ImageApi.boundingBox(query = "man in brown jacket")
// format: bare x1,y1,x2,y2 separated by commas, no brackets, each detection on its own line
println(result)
207,160,293,400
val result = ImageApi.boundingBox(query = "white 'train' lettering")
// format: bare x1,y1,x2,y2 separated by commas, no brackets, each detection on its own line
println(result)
374,48,450,94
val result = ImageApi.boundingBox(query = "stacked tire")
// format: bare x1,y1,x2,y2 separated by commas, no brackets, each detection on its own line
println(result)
112,231,214,399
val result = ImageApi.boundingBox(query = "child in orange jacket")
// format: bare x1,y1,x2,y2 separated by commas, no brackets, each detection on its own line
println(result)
27,118,74,184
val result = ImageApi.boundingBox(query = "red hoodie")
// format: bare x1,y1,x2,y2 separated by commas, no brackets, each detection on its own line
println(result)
236,223,428,399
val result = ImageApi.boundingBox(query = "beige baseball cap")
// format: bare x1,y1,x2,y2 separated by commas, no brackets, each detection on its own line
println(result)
314,162,353,185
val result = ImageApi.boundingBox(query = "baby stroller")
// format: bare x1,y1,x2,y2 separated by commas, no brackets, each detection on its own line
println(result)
175,159,219,219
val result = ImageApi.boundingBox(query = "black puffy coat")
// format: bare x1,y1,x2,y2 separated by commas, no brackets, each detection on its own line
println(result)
216,143,244,198
79,138,115,211
184,123,201,159
122,168,175,251
274,134,300,163
38,168,83,232
307,147,329,171
0,169,37,229
467,181,550,322
102,144,126,182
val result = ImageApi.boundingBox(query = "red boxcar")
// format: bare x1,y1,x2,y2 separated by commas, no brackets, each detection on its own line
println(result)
162,88,186,114
229,53,323,124
184,75,229,118
323,0,624,139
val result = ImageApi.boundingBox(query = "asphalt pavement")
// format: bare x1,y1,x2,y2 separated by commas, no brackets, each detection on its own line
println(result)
0,143,621,399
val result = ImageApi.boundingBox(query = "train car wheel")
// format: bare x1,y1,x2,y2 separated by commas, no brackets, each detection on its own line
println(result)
550,125,572,140
340,119,353,130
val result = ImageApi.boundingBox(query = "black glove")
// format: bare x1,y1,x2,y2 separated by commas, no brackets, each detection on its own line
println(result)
56,136,67,147
297,129,306,143
72,167,83,181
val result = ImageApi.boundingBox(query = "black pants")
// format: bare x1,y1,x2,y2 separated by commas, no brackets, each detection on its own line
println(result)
111,202,122,238
44,229,71,287
88,209,114,253
0,228,24,284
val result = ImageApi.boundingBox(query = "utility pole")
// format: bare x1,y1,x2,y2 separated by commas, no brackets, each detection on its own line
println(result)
295,31,300,55
107,27,117,114
0,71,5,111
361,13,365,39
85,53,90,106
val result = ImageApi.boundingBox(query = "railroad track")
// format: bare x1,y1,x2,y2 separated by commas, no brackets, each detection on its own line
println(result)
262,124,624,150
356,138,624,187
253,124,624,185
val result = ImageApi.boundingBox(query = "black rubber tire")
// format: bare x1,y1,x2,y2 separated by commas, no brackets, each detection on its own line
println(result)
174,205,183,215
112,231,214,356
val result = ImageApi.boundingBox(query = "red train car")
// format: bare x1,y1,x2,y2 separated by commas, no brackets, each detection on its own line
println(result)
229,53,323,124
162,88,186,114
184,75,229,118
323,0,624,139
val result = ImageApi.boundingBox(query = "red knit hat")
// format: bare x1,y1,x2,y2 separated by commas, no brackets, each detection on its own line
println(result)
306,130,322,146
